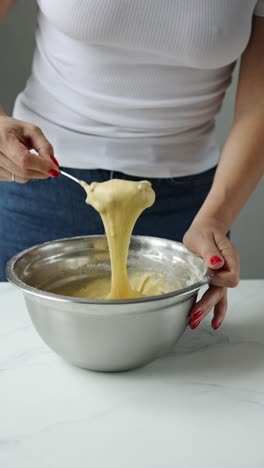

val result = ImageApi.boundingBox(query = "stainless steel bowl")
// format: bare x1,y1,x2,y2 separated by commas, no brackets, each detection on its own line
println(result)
6,235,208,372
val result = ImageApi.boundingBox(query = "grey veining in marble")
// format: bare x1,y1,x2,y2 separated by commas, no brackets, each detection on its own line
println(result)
0,281,264,468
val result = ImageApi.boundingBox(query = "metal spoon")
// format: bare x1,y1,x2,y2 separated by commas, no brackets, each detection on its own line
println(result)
60,170,81,185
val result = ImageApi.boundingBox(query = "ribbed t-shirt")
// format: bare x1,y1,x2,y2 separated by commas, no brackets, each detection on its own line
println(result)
13,0,264,177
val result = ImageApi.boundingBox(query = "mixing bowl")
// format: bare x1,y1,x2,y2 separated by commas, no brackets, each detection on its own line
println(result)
6,235,208,372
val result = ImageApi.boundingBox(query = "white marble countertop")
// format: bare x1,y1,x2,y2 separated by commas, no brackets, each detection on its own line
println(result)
0,281,264,468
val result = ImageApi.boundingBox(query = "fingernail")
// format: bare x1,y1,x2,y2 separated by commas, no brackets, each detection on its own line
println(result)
190,319,201,330
212,321,221,330
48,169,60,178
210,256,222,265
50,155,59,167
192,310,203,321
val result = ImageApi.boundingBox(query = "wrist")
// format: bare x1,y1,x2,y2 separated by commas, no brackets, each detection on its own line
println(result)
194,187,239,232
192,213,228,233
193,192,234,233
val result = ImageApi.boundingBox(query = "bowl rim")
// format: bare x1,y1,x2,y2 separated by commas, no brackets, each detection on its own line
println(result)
6,235,209,305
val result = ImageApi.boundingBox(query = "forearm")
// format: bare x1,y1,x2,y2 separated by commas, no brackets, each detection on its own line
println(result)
195,108,264,231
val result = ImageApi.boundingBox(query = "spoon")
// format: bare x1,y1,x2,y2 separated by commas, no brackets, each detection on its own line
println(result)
60,170,90,204
60,170,81,185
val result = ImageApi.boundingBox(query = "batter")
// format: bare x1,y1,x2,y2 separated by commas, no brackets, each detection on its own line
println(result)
80,179,155,299
53,270,181,300
52,178,182,300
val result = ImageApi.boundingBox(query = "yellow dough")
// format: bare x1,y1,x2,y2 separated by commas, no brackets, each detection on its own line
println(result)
80,179,155,299
53,270,182,300
53,179,182,300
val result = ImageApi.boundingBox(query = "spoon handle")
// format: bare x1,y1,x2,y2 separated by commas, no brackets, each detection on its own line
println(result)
60,170,81,185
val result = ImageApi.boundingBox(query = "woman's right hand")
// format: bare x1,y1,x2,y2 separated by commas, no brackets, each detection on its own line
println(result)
0,114,60,183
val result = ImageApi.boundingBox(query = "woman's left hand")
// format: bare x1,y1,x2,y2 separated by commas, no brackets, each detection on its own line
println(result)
183,217,240,330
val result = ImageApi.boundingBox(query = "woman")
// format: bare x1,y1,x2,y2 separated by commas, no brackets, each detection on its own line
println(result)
0,1,263,330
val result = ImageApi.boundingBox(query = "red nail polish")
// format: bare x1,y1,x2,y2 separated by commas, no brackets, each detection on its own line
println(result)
190,319,201,330
212,321,221,330
210,256,222,265
192,310,203,321
50,155,59,167
48,169,60,178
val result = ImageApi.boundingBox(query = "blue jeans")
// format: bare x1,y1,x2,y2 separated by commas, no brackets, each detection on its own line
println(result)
0,166,216,281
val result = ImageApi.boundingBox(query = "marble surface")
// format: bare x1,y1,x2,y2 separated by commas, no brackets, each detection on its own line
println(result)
0,281,264,468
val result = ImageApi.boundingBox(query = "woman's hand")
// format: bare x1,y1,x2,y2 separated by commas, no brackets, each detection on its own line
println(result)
183,217,240,330
0,114,60,183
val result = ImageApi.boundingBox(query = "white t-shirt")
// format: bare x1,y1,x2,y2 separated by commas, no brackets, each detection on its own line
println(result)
13,0,264,177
